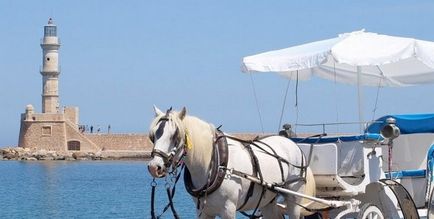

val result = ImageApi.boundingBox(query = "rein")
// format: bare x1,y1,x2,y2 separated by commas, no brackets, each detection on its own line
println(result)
150,164,184,219
223,135,309,174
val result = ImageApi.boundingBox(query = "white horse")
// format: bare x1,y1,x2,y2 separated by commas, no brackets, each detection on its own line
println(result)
147,107,316,219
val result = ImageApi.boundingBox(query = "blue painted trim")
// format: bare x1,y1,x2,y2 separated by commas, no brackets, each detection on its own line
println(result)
385,169,426,179
427,144,434,182
364,133,384,141
366,113,434,134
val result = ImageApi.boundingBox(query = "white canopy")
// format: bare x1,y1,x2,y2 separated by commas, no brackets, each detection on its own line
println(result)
242,30,434,87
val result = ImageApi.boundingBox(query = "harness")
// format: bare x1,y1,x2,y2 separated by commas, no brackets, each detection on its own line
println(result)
150,116,185,169
184,129,229,197
222,135,308,217
185,131,310,218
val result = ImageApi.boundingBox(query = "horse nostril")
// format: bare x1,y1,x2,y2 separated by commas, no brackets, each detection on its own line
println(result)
157,165,162,171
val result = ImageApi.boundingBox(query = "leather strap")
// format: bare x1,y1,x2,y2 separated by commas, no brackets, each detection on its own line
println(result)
184,130,228,198
237,141,259,210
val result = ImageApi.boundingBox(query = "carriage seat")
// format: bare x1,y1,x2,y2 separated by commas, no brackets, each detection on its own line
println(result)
292,134,381,176
293,134,384,196
297,143,339,175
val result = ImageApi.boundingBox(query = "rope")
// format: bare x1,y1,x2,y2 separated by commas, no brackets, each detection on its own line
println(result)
388,142,393,180
372,81,382,121
278,78,292,132
372,66,384,121
294,70,300,133
249,72,264,133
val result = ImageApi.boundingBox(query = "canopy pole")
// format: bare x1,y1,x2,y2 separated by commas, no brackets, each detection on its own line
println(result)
357,66,365,133
333,61,340,134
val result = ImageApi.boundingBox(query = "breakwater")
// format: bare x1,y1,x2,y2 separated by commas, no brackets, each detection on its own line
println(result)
0,147,151,161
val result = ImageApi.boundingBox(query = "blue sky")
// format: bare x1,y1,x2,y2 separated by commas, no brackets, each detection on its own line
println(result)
1,1,434,146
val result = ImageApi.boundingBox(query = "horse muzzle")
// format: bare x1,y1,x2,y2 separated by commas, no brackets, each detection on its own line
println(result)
148,163,167,178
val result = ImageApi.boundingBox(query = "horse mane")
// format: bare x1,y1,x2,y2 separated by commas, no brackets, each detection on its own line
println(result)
182,115,215,169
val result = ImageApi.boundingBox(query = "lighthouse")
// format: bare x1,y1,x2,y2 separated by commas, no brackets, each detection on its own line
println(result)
40,18,60,113
17,18,149,154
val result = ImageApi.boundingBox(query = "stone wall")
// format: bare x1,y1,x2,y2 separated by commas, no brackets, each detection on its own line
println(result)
84,133,258,152
19,111,101,152
64,107,79,125
64,120,100,152
19,119,67,151
85,134,151,151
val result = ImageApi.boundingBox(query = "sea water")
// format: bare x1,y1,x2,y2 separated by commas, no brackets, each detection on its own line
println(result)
2,161,424,218
0,161,197,219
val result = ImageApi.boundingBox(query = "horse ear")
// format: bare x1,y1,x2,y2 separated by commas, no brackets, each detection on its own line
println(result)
153,105,164,117
179,107,187,120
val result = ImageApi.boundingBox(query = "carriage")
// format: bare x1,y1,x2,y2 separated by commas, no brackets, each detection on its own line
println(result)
286,116,432,218
147,30,434,218
261,113,434,218
239,30,434,218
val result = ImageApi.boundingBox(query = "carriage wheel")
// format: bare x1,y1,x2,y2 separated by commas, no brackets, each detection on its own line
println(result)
357,203,384,219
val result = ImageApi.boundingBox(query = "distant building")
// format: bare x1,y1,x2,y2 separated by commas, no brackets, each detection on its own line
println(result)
18,18,149,153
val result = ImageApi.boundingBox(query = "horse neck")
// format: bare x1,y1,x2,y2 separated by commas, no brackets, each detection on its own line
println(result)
182,116,214,186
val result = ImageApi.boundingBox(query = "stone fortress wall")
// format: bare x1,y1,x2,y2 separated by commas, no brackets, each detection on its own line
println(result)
18,104,152,153
84,134,150,151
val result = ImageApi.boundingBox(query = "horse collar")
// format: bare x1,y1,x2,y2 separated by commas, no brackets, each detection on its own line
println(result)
184,129,229,198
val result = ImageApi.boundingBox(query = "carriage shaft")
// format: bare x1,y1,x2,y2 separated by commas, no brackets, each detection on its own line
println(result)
229,168,359,209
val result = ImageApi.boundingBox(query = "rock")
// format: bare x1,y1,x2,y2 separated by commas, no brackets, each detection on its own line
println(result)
72,152,87,159
3,149,18,160
35,149,47,157
26,157,37,161
34,154,44,160
77,157,89,161
14,147,25,153
46,151,57,157
40,156,54,161
55,155,65,160
65,156,76,161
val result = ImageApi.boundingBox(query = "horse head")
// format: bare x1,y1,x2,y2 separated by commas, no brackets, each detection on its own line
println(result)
148,106,187,178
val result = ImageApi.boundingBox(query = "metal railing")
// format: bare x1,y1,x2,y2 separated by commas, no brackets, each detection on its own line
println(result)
292,120,383,135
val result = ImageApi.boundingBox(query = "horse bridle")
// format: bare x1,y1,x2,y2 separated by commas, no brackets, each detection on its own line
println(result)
150,116,186,169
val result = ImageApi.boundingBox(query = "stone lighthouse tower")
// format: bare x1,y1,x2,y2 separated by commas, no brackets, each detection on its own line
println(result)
17,18,150,155
18,18,100,152
41,18,60,113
